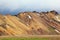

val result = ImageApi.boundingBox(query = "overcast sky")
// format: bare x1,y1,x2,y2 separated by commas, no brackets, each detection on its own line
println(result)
0,0,60,15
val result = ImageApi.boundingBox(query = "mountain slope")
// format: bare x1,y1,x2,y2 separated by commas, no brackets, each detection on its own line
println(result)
0,11,60,36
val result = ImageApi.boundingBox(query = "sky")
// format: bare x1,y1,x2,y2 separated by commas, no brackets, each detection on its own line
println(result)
0,0,60,15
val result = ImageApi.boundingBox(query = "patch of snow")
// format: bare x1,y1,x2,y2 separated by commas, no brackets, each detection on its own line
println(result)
28,15,31,19
55,29,60,33
56,16,60,22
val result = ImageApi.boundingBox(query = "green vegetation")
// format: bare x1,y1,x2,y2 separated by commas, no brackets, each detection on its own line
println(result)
0,37,49,40
0,37,60,40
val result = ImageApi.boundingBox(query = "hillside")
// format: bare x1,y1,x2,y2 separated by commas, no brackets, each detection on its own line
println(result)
0,11,60,36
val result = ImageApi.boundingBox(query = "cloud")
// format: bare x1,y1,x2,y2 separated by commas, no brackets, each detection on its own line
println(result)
0,0,60,14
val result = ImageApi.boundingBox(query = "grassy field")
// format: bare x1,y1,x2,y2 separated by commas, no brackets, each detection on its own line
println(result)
1,37,60,40
0,37,49,40
0,35,60,40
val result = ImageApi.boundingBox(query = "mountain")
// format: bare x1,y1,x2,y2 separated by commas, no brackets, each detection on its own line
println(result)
0,11,60,36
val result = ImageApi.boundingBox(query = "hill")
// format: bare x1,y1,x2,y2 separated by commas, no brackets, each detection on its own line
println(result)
0,11,60,36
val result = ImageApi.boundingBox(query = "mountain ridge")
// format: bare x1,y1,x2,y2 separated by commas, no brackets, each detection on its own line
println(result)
0,10,60,36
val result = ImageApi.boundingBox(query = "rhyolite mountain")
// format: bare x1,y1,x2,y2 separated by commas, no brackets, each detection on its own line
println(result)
0,10,60,36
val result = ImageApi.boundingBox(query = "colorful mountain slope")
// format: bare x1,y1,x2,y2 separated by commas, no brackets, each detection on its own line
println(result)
0,11,60,36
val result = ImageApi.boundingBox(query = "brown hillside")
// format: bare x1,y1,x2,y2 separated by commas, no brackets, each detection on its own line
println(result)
0,11,60,36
